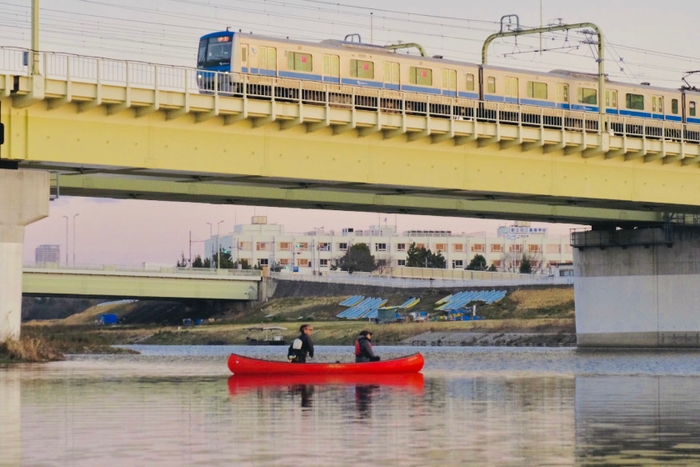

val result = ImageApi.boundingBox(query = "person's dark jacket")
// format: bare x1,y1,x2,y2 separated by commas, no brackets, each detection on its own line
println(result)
355,335,377,363
290,333,314,363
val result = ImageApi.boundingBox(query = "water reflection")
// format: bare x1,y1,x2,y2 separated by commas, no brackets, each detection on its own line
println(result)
575,375,700,465
3,348,700,465
228,373,425,414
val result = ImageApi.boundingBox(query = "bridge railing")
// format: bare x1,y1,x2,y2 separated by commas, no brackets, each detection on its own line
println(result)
4,46,700,144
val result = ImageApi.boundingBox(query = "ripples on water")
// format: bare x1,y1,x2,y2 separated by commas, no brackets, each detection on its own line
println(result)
2,346,700,466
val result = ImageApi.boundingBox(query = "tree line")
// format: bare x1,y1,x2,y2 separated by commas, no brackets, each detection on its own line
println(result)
176,242,534,274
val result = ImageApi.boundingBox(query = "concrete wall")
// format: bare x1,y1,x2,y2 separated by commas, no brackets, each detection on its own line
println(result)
575,227,700,347
272,279,571,299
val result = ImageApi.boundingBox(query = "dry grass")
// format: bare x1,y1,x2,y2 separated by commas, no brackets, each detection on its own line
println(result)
0,337,64,363
509,288,575,311
258,296,347,316
140,318,576,346
61,302,137,325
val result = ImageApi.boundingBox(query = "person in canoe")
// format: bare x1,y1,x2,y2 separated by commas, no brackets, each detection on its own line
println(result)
354,330,380,363
287,324,315,363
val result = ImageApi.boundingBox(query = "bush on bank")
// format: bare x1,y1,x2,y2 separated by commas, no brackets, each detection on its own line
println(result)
0,337,64,363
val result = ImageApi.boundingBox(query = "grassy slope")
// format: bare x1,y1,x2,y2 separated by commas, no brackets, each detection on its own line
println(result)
18,286,576,349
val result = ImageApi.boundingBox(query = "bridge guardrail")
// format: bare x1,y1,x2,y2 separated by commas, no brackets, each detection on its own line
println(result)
3,46,700,145
23,262,263,278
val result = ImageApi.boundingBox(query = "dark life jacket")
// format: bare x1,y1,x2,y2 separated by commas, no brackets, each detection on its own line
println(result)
354,336,377,362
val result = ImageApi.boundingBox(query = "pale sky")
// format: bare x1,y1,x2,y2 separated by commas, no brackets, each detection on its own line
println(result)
3,0,700,265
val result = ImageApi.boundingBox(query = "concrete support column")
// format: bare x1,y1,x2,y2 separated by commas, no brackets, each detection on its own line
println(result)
0,169,49,342
574,226,700,348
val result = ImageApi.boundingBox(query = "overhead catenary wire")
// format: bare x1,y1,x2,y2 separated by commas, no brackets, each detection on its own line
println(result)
1,0,698,89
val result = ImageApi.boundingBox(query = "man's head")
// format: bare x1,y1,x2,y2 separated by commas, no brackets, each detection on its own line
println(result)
359,330,372,339
300,324,313,335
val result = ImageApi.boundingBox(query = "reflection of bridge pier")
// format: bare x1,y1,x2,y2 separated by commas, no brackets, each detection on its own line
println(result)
574,226,700,347
575,375,700,463
0,371,21,465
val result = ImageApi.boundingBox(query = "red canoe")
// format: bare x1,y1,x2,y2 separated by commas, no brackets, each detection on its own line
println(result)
227,352,424,375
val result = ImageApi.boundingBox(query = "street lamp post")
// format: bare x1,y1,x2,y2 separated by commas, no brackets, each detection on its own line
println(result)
206,222,214,269
62,215,69,266
216,220,224,270
72,213,79,266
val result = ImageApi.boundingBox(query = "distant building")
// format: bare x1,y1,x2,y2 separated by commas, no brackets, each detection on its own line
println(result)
204,217,574,275
35,244,60,263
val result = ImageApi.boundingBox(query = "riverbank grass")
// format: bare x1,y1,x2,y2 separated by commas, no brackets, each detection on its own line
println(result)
0,337,64,363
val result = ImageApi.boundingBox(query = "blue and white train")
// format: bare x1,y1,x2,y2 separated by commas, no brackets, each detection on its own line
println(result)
196,30,700,134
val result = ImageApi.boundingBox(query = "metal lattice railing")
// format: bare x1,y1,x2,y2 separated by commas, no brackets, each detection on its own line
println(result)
3,46,700,143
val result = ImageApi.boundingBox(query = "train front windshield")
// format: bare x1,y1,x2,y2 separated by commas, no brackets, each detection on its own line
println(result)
197,36,232,69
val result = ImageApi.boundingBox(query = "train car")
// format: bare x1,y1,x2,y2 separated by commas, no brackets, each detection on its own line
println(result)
196,29,696,141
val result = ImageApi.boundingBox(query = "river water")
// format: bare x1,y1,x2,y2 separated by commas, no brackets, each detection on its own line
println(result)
2,346,700,466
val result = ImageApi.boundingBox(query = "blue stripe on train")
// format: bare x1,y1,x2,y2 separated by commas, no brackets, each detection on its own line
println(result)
205,69,698,125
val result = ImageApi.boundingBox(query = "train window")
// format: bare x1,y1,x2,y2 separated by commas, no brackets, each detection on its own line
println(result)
442,69,457,91
384,62,399,84
198,40,207,64
505,77,519,98
324,54,340,78
466,73,475,91
625,93,644,110
578,88,598,105
527,81,547,99
351,59,375,79
288,52,313,72
691,101,697,117
487,76,496,94
410,67,433,86
672,99,679,114
557,84,569,103
259,47,277,70
606,90,618,108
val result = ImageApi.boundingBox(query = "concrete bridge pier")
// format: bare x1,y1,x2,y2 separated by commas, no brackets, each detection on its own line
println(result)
0,169,49,342
574,226,700,348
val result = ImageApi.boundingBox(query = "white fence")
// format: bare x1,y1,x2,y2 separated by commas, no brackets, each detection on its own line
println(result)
3,46,700,143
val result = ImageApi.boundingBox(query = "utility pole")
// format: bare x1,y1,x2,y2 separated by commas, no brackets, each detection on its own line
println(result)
31,0,40,75
62,215,68,266
206,222,213,269
72,213,79,266
216,220,224,270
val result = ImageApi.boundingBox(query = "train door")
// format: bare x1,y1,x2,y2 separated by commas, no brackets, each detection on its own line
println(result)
258,47,277,76
384,61,399,89
606,90,618,114
557,83,570,109
241,43,249,72
442,69,457,97
248,44,259,71
505,76,519,104
324,54,340,83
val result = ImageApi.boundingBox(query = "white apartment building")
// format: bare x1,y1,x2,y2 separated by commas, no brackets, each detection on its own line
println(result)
204,217,573,275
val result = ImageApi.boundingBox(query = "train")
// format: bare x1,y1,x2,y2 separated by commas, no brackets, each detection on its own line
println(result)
196,29,700,136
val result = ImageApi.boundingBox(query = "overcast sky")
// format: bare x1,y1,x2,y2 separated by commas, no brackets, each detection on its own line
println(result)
4,0,699,265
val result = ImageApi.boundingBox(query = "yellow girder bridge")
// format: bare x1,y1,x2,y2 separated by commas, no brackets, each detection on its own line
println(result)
3,49,700,225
